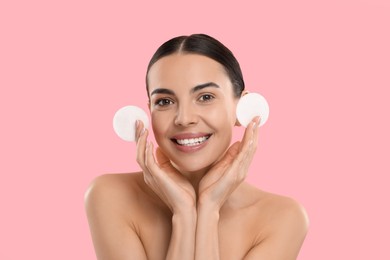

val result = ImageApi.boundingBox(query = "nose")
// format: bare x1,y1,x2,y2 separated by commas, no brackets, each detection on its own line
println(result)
174,103,198,127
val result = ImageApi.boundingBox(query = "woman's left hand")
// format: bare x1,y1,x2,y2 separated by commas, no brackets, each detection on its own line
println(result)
198,116,261,211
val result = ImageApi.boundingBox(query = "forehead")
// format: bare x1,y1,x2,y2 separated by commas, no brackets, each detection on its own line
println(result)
147,54,231,91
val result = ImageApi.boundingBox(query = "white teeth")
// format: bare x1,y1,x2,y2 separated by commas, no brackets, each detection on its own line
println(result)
176,136,209,146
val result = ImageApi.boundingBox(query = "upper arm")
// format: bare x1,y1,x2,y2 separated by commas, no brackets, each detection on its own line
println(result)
84,174,147,260
244,199,309,260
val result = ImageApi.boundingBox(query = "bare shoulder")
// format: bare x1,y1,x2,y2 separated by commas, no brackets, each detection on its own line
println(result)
242,184,309,259
84,172,144,196
84,172,150,259
84,172,144,212
259,188,307,217
249,185,309,237
84,172,147,236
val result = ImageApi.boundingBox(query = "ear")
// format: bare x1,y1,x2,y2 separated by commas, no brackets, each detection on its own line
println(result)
235,90,249,126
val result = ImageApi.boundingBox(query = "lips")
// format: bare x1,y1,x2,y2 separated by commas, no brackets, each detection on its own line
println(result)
170,133,212,152
173,135,211,146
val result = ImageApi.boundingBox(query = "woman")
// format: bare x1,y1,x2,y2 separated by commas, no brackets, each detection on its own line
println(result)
85,34,309,260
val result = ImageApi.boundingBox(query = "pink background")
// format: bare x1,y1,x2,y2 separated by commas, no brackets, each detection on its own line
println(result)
1,0,389,259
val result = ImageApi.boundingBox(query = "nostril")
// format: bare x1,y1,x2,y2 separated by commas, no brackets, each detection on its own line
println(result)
174,120,197,127
174,115,198,126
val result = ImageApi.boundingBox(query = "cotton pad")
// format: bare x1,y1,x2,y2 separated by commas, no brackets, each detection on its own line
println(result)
236,93,269,127
113,106,149,142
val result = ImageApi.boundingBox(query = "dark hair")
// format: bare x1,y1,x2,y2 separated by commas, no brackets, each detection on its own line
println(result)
145,34,245,98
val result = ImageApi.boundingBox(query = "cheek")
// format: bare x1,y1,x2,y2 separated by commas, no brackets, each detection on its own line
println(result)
151,112,170,140
203,103,236,129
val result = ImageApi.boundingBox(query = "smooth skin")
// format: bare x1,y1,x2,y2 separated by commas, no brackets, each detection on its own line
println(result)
85,54,309,259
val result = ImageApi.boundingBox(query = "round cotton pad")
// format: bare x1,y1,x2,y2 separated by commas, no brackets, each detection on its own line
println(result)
236,93,269,127
113,106,149,142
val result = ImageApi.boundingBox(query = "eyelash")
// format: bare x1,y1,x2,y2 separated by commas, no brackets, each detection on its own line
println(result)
154,94,215,107
154,98,174,107
198,94,215,102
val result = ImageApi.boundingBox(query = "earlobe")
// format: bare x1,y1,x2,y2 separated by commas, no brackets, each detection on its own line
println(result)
241,90,249,98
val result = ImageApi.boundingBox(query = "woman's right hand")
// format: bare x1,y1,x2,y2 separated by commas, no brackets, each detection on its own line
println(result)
135,120,196,214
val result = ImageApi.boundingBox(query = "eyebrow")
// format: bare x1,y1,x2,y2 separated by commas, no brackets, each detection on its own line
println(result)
150,82,220,96
150,88,175,96
191,82,220,93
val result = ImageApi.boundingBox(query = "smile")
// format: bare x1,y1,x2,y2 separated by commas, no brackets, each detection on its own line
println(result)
173,135,211,146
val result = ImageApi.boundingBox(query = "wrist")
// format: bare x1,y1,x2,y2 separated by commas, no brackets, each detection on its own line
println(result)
197,197,221,213
172,207,197,224
197,203,220,220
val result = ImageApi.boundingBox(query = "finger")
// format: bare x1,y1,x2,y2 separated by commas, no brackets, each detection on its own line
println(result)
244,116,260,156
239,116,258,150
201,142,240,189
235,118,261,179
142,167,164,196
216,141,241,169
236,119,258,168
144,142,178,208
136,129,149,169
141,146,160,191
144,142,161,184
141,167,171,208
223,117,261,183
146,143,181,187
220,155,251,188
252,116,261,144
142,167,154,187
141,144,165,190
145,142,164,180
135,120,146,142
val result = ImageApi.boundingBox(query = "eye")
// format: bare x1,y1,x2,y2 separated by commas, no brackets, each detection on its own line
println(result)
198,94,215,102
155,98,174,107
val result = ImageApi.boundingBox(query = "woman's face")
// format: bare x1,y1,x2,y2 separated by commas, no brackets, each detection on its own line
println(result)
147,53,239,173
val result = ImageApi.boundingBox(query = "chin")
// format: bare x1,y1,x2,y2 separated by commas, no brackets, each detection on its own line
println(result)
171,158,212,174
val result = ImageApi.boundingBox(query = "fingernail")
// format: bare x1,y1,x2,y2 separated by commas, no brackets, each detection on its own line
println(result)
256,116,261,127
253,117,258,127
251,117,259,131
